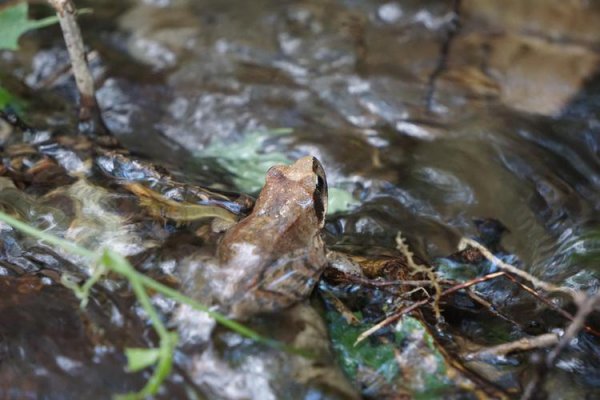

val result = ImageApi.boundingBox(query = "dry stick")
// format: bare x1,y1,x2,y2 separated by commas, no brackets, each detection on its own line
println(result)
341,273,444,288
468,333,560,360
520,294,600,400
461,239,600,334
35,50,100,90
458,238,582,303
355,271,506,345
502,273,600,337
47,0,108,135
547,292,600,365
396,233,443,319
320,291,361,325
465,288,523,329
458,239,599,400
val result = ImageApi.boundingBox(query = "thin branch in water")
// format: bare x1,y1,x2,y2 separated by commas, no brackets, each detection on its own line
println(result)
320,290,361,325
355,271,505,345
458,238,580,301
466,333,559,361
465,288,523,329
502,273,600,337
457,239,600,399
35,50,100,90
401,286,430,300
340,273,444,288
521,293,600,400
547,292,600,366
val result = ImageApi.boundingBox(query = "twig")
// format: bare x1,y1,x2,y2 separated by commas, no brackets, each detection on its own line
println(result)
502,273,600,337
396,232,443,318
458,239,600,399
320,291,361,325
458,238,581,302
341,273,445,288
46,0,108,135
35,50,100,89
467,333,559,361
355,271,505,345
520,293,600,400
547,292,600,365
465,288,523,328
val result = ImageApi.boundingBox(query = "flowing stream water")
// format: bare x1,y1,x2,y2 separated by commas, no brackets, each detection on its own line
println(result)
1,0,600,398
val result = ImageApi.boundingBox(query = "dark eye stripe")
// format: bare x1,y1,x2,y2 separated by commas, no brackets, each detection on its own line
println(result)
311,157,328,224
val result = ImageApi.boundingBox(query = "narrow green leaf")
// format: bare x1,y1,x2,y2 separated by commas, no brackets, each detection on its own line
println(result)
0,211,95,259
27,14,62,31
0,210,309,399
124,348,161,372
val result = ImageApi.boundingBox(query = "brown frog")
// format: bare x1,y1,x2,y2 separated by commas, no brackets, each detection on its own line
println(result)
216,155,328,318
2,131,330,319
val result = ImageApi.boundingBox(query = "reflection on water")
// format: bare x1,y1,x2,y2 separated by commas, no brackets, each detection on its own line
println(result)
2,0,600,398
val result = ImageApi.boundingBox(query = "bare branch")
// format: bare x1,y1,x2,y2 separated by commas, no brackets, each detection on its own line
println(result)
467,333,559,361
521,293,600,400
397,232,443,318
355,271,505,345
458,238,580,302
47,0,108,135
547,292,600,365
502,273,600,337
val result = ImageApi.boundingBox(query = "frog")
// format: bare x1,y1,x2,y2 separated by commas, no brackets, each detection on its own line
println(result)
216,155,329,318
0,124,330,318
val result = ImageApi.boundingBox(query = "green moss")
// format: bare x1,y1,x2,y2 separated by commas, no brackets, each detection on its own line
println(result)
327,311,398,381
326,310,456,397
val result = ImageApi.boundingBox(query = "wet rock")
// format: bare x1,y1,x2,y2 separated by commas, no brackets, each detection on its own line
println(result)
444,33,600,115
0,275,148,399
176,303,360,400
462,0,600,45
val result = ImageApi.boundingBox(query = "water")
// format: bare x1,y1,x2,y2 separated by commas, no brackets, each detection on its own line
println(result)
1,0,600,398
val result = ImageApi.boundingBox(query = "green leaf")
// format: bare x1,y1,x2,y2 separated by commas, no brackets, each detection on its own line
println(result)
198,128,358,213
0,2,59,51
200,128,292,193
329,187,358,214
124,348,161,372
